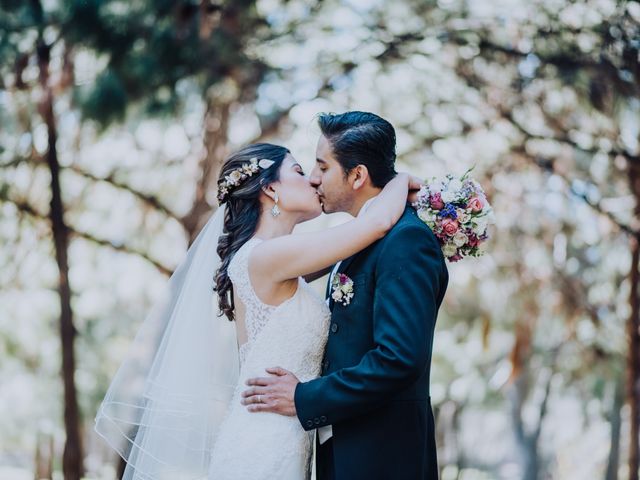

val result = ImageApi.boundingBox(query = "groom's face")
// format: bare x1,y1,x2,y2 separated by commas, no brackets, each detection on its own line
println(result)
309,135,354,214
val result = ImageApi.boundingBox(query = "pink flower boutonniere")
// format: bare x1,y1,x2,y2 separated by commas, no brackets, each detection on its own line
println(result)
331,273,354,306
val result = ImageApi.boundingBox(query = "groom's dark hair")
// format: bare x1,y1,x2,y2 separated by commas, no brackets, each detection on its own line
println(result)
318,111,397,188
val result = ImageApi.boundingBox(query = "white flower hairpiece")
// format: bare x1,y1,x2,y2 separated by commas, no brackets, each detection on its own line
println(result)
217,157,276,203
258,159,274,169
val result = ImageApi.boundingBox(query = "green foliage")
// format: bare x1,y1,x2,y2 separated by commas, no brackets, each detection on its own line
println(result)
60,0,267,125
0,0,268,125
79,68,128,125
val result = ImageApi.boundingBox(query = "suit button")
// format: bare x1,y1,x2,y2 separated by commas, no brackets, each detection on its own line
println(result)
322,360,330,371
314,418,321,425
306,420,313,428
330,323,338,333
320,416,327,422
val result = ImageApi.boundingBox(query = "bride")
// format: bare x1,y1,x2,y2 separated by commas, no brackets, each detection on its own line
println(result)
95,143,416,479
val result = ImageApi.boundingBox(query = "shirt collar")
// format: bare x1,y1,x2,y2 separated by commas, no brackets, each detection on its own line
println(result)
357,195,379,218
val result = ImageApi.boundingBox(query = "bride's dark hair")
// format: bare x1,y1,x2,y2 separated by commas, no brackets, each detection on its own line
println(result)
214,143,290,321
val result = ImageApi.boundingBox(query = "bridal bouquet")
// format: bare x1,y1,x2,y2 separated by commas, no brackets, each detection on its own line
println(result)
412,169,493,262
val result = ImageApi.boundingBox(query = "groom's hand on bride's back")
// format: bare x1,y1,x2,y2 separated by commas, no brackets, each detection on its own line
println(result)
241,367,299,416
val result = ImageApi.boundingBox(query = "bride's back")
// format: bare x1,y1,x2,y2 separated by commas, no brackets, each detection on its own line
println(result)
228,237,277,365
227,236,330,368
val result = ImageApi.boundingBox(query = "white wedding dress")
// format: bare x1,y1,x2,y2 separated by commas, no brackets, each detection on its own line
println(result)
209,237,331,479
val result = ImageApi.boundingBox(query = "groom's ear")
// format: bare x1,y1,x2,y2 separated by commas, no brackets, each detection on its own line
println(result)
349,164,370,191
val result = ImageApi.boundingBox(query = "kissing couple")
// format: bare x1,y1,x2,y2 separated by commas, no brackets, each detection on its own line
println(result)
96,111,449,480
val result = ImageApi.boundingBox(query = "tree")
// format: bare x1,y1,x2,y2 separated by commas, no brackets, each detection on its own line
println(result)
0,0,279,476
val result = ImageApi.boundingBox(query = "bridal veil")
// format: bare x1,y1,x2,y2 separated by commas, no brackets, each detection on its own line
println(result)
95,205,239,480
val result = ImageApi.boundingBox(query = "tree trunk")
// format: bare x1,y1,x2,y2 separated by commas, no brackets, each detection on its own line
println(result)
181,94,232,244
38,39,84,479
508,374,537,480
508,357,555,480
628,164,640,480
605,376,624,480
628,234,640,480
34,433,53,480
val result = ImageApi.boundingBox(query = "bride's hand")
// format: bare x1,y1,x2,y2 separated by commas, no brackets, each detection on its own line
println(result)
406,173,424,204
407,173,423,191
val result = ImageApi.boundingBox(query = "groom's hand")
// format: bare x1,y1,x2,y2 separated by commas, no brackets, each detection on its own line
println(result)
241,367,299,416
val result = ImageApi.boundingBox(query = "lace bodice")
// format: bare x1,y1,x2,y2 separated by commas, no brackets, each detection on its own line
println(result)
227,237,279,365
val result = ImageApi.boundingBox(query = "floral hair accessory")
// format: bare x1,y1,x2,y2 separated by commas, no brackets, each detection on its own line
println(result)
258,159,275,169
331,273,355,306
412,167,494,262
217,157,276,204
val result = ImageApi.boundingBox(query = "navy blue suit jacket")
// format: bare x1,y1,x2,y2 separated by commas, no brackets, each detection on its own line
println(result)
295,205,449,480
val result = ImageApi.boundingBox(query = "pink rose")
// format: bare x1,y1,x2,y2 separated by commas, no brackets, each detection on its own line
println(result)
429,192,445,210
441,218,459,236
468,196,484,212
467,233,480,248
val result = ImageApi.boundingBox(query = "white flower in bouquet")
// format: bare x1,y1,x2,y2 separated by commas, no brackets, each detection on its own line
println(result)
471,216,488,235
442,242,458,257
418,209,436,227
448,178,463,192
441,190,456,204
453,232,468,247
456,208,471,224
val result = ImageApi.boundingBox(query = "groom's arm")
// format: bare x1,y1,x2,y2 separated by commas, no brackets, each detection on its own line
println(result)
294,223,444,430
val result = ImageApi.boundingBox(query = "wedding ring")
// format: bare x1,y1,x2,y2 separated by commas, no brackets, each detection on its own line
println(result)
257,395,262,404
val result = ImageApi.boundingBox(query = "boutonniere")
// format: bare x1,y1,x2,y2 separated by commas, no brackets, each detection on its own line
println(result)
331,273,354,306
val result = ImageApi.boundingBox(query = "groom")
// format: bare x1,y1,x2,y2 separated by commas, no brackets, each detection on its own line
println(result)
242,111,448,479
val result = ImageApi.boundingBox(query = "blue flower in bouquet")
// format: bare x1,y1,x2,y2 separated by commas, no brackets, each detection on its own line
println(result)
437,203,458,219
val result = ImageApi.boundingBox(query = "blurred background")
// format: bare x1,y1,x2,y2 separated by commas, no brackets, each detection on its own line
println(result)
1,0,639,479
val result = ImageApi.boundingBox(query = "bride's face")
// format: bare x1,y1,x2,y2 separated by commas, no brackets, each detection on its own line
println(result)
271,154,322,222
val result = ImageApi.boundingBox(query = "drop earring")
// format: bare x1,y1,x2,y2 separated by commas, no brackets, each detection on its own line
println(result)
271,192,281,217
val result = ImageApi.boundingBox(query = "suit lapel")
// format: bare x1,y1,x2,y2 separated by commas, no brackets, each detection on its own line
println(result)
325,266,335,300
336,253,358,276
328,253,359,311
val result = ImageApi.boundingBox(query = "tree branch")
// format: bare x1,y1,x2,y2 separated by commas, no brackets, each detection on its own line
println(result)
506,106,638,164
510,145,638,237
2,157,183,224
2,196,173,276
452,61,639,237
65,164,181,223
